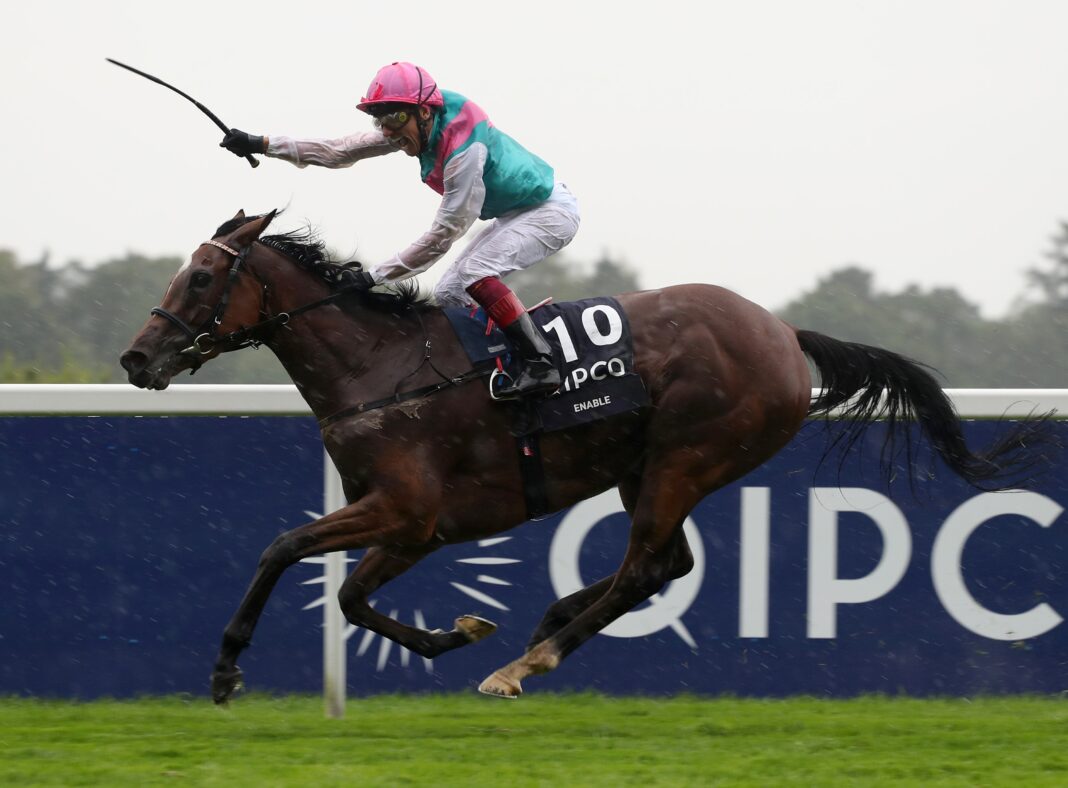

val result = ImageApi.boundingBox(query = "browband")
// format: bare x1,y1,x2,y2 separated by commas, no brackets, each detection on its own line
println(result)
206,239,240,256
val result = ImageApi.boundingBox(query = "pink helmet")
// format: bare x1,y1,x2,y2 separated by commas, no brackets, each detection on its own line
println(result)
357,62,443,112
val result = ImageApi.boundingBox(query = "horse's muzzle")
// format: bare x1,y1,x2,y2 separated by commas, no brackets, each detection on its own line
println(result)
120,349,171,390
119,349,147,377
120,349,152,388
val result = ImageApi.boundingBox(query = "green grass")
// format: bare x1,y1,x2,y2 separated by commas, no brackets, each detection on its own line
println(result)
1,694,1067,786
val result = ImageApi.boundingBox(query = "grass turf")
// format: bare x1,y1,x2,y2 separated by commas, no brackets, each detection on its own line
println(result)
2,694,1067,786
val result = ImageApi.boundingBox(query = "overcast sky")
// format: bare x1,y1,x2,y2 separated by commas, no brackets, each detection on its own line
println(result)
4,0,1067,317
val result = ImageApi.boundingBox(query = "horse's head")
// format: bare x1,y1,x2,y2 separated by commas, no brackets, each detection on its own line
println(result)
120,210,276,389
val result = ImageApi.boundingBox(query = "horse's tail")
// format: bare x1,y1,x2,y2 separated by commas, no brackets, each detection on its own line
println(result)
795,329,1056,490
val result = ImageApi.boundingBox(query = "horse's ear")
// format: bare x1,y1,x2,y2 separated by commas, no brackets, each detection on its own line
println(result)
228,210,277,247
231,209,246,222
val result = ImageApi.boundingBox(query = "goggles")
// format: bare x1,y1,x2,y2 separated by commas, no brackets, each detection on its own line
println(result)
372,109,412,132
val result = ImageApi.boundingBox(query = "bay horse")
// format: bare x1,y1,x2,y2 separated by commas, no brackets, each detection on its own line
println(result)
120,210,1051,703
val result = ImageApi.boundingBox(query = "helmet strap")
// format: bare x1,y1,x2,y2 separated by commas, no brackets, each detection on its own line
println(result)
413,66,436,153
416,108,433,152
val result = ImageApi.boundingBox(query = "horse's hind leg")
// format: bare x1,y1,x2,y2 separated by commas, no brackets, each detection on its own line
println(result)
523,476,642,650
338,545,497,658
525,471,649,644
525,575,614,651
480,479,700,698
525,524,695,651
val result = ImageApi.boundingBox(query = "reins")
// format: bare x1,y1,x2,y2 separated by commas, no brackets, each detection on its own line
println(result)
318,366,493,428
318,307,493,427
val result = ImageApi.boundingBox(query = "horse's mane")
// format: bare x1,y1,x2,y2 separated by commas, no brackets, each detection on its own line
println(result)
213,213,433,314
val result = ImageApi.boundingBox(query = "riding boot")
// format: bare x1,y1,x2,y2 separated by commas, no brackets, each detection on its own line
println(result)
497,312,561,399
466,275,561,400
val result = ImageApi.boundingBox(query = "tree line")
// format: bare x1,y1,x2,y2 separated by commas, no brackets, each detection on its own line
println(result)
2,221,1067,387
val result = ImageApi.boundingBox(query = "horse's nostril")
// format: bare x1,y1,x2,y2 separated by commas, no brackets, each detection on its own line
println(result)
119,350,147,375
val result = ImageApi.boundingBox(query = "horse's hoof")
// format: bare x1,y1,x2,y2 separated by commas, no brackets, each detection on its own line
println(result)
211,666,244,705
478,670,522,699
455,615,497,643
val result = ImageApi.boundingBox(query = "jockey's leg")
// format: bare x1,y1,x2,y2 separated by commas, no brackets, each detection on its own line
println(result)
468,277,560,398
433,182,580,308
434,184,580,399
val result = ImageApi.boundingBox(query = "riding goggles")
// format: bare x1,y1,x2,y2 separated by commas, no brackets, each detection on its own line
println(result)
372,110,411,132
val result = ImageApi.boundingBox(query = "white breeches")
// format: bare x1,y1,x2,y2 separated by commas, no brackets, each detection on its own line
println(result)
434,182,580,307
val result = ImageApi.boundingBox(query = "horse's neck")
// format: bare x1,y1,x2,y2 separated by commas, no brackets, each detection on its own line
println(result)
259,262,427,420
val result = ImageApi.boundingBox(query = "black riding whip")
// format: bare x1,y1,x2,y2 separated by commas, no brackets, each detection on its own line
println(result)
106,58,259,168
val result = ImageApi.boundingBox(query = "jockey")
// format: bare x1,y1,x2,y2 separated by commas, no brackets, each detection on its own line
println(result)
220,62,579,399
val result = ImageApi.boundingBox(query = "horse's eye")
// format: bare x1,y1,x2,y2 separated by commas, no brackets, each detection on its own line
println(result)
190,271,212,289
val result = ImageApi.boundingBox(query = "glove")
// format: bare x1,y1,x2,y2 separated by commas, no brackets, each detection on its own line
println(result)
220,129,266,157
350,270,377,290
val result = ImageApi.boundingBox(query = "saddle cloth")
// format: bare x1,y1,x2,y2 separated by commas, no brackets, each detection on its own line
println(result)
443,296,650,433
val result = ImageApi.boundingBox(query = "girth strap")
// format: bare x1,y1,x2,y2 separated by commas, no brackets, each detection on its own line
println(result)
516,433,550,520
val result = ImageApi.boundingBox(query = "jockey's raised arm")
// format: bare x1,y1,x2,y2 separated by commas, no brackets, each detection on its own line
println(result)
264,131,396,168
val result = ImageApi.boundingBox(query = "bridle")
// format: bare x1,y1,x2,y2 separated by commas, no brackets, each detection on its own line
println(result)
148,237,493,415
150,240,263,361
151,238,372,362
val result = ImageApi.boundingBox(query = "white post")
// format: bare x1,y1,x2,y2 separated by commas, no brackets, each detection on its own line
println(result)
322,454,348,718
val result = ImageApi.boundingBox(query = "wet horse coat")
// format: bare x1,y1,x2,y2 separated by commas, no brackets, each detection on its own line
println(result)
119,211,1050,701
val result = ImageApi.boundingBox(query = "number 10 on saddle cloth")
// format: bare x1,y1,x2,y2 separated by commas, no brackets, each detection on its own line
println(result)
444,296,650,434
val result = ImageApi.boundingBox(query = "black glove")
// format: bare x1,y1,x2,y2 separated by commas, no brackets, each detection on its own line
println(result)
350,270,376,290
220,129,266,157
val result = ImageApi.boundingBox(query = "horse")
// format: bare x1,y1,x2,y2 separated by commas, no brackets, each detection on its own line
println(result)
119,210,1052,703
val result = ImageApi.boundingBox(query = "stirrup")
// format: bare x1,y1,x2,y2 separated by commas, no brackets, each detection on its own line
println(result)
489,368,518,401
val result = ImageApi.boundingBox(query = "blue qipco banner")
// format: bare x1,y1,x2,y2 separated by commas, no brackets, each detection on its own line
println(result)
1,417,1066,697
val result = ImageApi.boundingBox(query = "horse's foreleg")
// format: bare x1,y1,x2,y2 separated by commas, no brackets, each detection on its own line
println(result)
211,493,434,704
338,545,497,658
211,531,297,704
